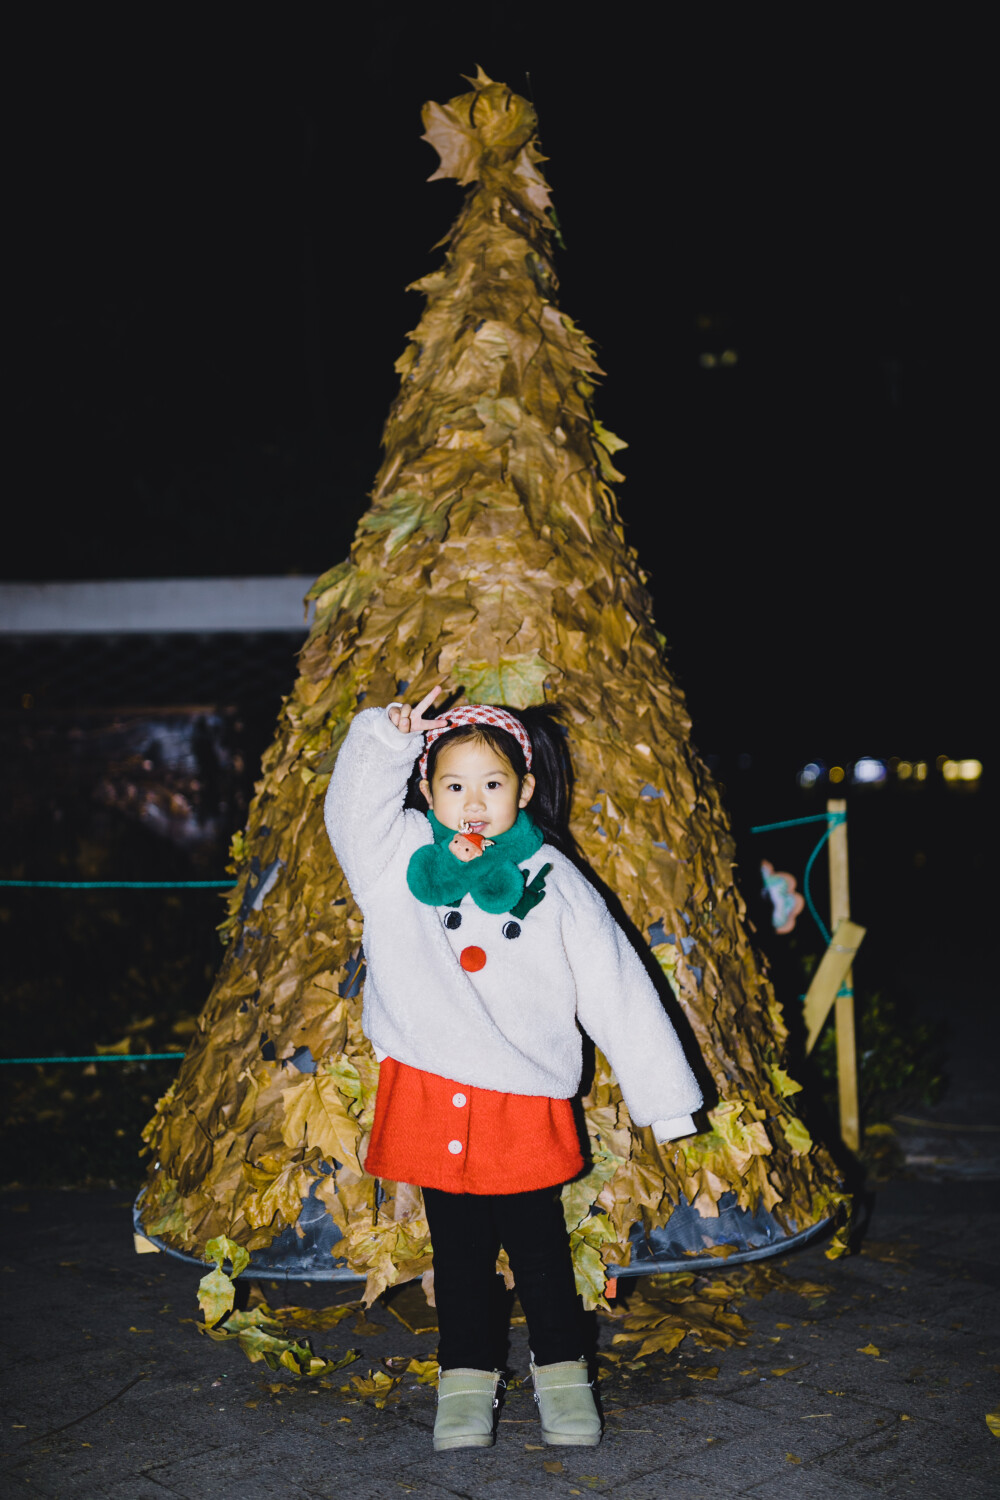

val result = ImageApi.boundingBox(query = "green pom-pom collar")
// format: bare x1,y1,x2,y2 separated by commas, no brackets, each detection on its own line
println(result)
406,809,544,914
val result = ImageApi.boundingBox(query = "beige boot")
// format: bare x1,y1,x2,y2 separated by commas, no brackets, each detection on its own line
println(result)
433,1367,504,1451
530,1357,602,1446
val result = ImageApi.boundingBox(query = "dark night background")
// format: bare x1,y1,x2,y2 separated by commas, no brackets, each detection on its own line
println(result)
8,9,988,755
3,10,992,1182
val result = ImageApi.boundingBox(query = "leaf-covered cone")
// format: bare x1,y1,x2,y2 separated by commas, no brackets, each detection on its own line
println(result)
139,69,849,1304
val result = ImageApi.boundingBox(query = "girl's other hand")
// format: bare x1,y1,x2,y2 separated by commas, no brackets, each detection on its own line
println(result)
388,687,450,736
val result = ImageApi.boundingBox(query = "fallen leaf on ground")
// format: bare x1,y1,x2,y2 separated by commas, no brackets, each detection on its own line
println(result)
686,1366,719,1381
858,1343,881,1357
986,1410,1000,1438
543,1459,564,1473
197,1236,250,1329
351,1311,387,1336
735,1264,833,1302
351,1369,402,1408
206,1302,360,1379
383,1281,439,1335
610,1272,751,1359
406,1356,440,1385
267,1301,359,1331
861,1241,914,1266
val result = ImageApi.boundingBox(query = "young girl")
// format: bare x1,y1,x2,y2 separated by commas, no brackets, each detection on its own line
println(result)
324,688,702,1451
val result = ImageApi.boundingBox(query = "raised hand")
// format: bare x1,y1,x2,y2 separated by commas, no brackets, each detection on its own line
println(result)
388,686,450,736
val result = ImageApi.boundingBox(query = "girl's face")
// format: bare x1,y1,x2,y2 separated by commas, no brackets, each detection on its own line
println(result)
420,736,535,837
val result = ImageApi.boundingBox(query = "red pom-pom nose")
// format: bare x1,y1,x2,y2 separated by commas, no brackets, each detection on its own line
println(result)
460,945,487,972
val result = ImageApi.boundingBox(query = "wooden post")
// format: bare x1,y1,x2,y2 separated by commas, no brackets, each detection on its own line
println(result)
827,798,860,1151
801,917,866,1054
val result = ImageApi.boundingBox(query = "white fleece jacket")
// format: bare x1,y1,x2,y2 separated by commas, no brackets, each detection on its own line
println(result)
324,708,703,1140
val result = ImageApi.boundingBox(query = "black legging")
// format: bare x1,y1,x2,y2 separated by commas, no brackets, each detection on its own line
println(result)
423,1184,585,1371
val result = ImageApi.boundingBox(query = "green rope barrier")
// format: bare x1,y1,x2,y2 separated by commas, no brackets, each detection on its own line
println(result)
0,879,229,889
749,812,846,834
0,878,233,1066
0,1053,186,1066
801,830,833,944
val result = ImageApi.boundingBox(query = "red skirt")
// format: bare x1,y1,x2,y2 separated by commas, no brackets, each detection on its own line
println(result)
364,1056,584,1195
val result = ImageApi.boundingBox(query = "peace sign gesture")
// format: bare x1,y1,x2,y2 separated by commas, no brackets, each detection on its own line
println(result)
388,686,450,736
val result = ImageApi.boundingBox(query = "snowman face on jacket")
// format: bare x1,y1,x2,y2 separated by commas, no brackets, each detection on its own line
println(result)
419,736,535,842
434,876,548,978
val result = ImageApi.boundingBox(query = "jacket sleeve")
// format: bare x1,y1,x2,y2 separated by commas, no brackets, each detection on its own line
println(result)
324,706,423,901
563,874,703,1130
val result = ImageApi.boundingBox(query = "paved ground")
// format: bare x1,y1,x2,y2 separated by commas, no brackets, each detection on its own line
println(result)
3,916,998,1498
1,1172,997,1499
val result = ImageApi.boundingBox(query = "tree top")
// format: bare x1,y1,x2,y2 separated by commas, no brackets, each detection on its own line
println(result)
421,67,553,219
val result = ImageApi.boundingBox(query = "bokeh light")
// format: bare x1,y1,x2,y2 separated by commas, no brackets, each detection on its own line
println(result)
941,759,982,783
797,761,825,789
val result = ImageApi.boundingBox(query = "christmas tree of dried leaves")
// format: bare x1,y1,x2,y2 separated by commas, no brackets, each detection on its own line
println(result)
140,71,849,1306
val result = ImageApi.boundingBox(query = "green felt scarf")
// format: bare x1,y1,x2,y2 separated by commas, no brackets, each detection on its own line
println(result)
406,809,544,914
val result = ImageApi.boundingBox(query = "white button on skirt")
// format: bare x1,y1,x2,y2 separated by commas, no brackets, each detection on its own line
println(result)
447,1139,463,1154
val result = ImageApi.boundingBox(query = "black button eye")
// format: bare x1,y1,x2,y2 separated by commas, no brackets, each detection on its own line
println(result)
444,910,462,930
502,920,521,940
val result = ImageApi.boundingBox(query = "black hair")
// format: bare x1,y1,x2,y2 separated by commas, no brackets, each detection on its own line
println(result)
404,704,575,853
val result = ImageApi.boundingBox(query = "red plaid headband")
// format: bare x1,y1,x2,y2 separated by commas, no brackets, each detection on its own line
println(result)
419,705,533,780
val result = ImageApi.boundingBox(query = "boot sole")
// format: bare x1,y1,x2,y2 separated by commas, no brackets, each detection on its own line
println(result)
434,1433,496,1451
540,1429,602,1446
